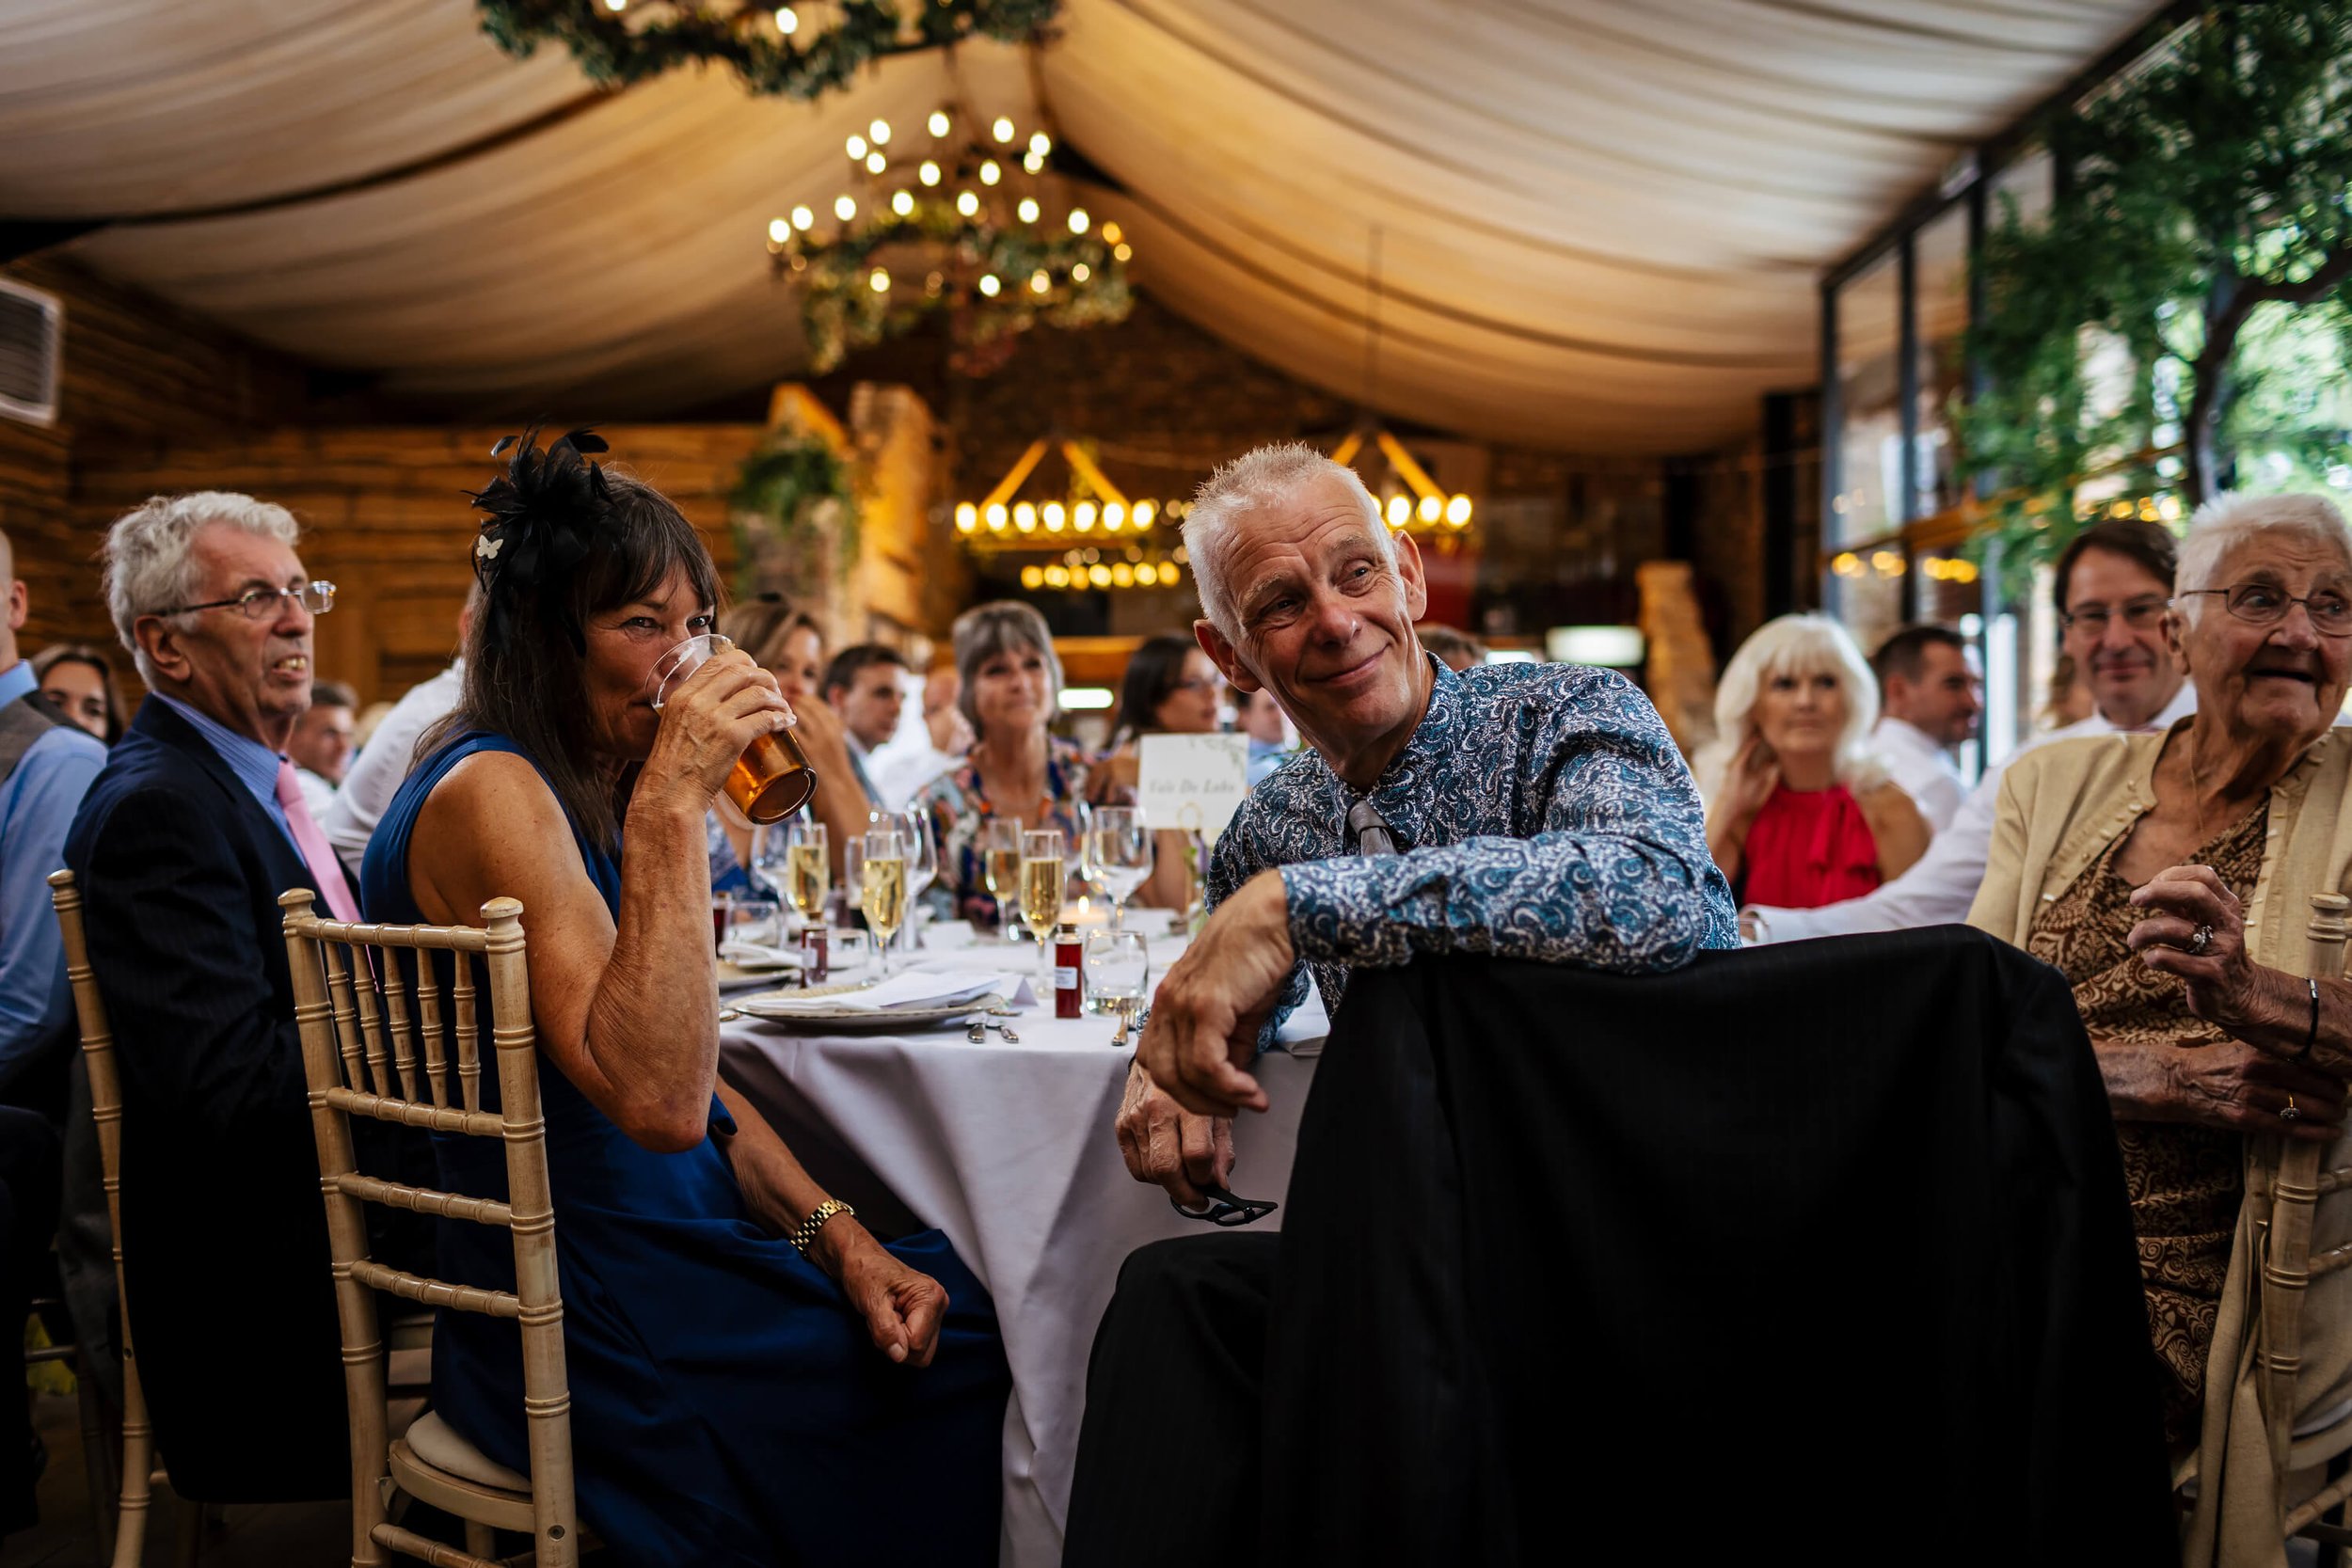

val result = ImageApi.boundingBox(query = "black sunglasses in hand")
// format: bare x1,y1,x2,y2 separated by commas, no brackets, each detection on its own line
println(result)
1171,1186,1279,1227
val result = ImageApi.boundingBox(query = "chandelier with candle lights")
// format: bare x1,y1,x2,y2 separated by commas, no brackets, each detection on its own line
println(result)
950,435,1190,595
771,103,1132,376
479,1,1059,101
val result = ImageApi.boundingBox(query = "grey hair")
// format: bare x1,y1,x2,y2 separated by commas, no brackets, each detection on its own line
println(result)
951,599,1063,740
2176,491,2352,623
103,491,301,682
1183,441,1392,641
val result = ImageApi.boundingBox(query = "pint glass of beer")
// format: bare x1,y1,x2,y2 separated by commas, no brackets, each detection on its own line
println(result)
647,634,818,825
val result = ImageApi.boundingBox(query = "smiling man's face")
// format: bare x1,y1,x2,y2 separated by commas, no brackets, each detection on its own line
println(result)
1197,471,1431,788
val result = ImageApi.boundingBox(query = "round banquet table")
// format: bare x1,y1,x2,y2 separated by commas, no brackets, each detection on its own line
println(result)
715,938,1325,1568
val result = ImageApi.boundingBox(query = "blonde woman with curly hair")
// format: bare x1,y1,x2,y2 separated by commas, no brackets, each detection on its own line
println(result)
1693,613,1929,908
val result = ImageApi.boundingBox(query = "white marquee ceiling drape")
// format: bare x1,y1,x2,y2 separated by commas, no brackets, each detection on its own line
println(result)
0,0,2155,449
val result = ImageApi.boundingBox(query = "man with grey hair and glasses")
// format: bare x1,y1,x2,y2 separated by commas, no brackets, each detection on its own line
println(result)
62,491,396,1503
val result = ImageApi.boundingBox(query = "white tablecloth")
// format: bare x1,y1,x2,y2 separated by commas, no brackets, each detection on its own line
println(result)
717,943,1323,1568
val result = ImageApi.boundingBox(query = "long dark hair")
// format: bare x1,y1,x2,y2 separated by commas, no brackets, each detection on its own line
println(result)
1109,632,1200,750
421,430,721,851
30,642,127,744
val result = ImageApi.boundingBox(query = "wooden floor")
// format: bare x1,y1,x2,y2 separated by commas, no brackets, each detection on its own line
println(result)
0,1391,349,1568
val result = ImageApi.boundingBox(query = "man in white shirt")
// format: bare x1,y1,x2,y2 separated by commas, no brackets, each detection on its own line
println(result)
321,588,474,863
286,678,356,819
1868,625,1981,834
1747,518,2188,944
865,664,973,810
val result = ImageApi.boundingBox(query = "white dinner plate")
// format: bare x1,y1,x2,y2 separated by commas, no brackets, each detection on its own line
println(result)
731,985,1011,1032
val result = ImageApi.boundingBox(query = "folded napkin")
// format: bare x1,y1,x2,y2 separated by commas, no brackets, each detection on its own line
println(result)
745,969,1036,1016
719,940,800,969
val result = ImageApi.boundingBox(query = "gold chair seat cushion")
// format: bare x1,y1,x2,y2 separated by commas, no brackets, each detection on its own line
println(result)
403,1409,529,1495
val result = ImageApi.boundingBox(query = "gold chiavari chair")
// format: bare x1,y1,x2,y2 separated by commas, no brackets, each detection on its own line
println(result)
279,888,579,1568
45,869,156,1568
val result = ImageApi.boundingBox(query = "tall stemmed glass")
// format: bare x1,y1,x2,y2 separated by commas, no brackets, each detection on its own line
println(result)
1020,830,1067,958
777,819,829,929
860,828,908,978
981,816,1025,942
895,808,939,950
1087,806,1153,930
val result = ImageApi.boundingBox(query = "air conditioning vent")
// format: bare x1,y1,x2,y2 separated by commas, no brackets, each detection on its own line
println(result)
0,280,62,427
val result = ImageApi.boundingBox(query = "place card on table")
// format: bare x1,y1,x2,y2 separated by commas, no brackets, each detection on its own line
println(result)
1137,733,1251,843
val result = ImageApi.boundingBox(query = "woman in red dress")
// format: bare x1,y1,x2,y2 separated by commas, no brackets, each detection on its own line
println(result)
1695,614,1930,910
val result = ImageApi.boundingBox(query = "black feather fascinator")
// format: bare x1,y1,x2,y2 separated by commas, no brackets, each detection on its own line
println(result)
469,426,613,654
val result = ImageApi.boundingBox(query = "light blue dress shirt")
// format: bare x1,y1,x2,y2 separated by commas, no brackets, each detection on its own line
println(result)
0,659,108,1090
146,691,303,854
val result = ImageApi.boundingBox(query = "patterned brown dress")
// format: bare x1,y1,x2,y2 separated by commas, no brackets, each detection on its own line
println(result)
2026,801,2267,1452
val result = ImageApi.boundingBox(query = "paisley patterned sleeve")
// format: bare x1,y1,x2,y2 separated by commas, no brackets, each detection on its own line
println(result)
1279,673,1738,974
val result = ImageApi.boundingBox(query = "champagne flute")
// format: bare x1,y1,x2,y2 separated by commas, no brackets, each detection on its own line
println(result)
1020,829,1067,953
1088,806,1153,930
860,828,908,979
981,816,1025,942
887,807,940,952
780,819,829,929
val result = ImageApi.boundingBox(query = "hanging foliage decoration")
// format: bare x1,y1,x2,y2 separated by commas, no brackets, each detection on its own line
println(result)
1958,0,2352,580
477,0,1061,100
729,429,858,594
785,192,1132,374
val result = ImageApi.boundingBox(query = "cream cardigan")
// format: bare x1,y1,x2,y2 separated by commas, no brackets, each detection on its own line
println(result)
1968,721,2352,1566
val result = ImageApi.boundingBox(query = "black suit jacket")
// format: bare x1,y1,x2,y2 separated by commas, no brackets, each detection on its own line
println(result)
62,697,356,1501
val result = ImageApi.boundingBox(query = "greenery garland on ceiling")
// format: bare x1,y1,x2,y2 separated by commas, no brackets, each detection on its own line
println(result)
729,429,858,595
478,0,1061,99
1959,0,2352,582
785,193,1132,374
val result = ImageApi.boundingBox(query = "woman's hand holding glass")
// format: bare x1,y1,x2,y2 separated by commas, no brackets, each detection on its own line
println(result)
643,635,805,823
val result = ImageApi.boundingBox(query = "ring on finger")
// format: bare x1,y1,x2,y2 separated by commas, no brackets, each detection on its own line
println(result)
2283,1093,2303,1123
2187,924,2214,956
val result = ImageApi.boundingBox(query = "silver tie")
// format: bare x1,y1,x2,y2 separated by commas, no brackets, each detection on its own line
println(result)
1347,800,1398,857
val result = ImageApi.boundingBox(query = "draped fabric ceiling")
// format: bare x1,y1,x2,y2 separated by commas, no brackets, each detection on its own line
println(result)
0,0,2154,451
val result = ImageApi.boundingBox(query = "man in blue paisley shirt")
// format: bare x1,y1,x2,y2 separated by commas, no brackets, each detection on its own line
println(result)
1073,444,1737,1564
1110,442,1738,1203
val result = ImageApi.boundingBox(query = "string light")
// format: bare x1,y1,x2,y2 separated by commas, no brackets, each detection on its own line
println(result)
1133,499,1156,529
956,503,979,533
1073,500,1097,531
1044,564,1071,588
868,119,891,146
1444,495,1472,527
1030,269,1050,293
979,160,1002,186
1022,151,1044,175
1089,563,1113,588
993,116,1016,143
1103,221,1123,245
1029,131,1052,157
774,6,798,33
1072,262,1090,282
865,150,886,174
790,204,814,230
868,267,890,293
957,190,980,217
985,502,1009,531
1043,501,1067,531
929,110,951,136
1022,565,1045,589
1018,198,1041,223
1013,501,1038,532
834,195,857,221
891,190,914,216
847,135,867,159
768,217,790,244
1103,502,1125,529
1386,496,1410,528
1114,243,1133,261
977,273,1000,296
1068,208,1090,234
918,160,942,186
1417,495,1442,524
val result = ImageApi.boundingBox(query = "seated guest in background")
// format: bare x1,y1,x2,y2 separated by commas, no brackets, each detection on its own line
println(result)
1072,443,1734,1560
914,600,1093,925
31,641,127,745
866,661,975,809
1869,623,1981,834
323,583,476,863
287,677,357,816
818,640,908,802
0,538,109,1114
1692,613,1929,910
0,533,101,1535
1746,519,2191,945
727,593,826,705
1416,621,1485,672
63,492,392,1502
1094,630,1223,910
1234,684,1294,786
368,430,1008,1564
1970,492,2352,1551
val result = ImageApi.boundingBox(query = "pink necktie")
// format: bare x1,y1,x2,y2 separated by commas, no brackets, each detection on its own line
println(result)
276,760,362,925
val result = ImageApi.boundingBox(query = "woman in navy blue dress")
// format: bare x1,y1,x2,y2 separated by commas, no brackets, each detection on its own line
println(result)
359,431,1008,1565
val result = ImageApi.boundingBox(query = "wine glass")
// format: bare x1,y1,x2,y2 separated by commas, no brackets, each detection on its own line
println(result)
776,819,829,930
1019,829,1067,953
1087,806,1153,929
892,808,939,951
1085,929,1152,1047
860,828,908,979
980,816,1025,942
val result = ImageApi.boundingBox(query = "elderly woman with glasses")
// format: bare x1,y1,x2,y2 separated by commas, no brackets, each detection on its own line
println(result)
1972,492,2352,1551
